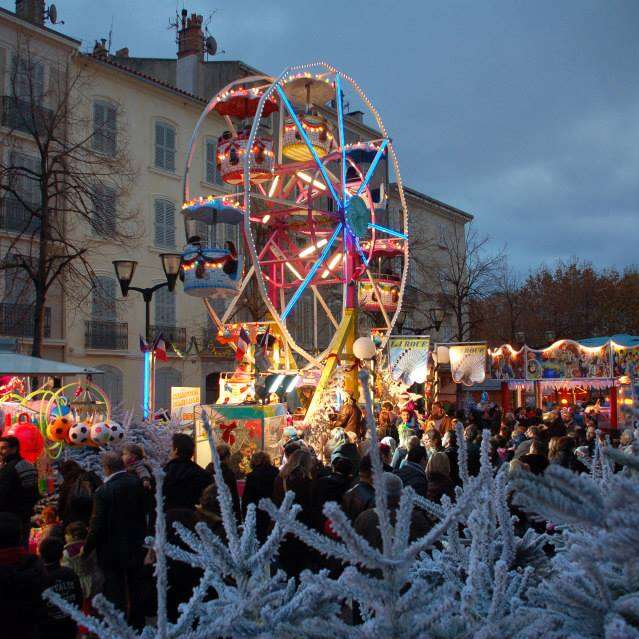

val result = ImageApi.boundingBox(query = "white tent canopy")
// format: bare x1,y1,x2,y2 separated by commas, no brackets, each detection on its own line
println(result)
0,353,101,376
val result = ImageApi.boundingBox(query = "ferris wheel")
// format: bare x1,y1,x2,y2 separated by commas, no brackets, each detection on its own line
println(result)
182,62,409,384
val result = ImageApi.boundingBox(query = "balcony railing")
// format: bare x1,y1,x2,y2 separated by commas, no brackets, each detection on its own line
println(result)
0,303,50,338
0,198,40,234
85,320,128,350
151,325,186,352
2,96,53,135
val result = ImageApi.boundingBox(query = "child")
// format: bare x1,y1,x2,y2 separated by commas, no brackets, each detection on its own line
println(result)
61,521,102,608
39,536,83,639
122,443,153,491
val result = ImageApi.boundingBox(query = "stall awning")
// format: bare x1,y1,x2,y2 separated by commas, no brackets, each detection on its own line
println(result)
0,354,101,376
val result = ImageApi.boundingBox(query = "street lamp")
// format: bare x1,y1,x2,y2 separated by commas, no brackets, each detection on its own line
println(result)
113,253,182,418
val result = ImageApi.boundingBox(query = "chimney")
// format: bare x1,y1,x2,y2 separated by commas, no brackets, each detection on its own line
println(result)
346,110,364,123
93,39,108,60
176,9,203,95
15,0,45,25
115,47,129,58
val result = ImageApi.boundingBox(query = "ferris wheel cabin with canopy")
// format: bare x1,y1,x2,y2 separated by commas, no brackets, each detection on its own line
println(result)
181,62,409,413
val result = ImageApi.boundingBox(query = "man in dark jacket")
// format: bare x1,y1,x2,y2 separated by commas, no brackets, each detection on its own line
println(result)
342,453,374,521
332,394,365,440
0,436,39,543
84,452,147,629
208,443,241,522
396,446,428,498
39,536,83,639
314,454,354,529
0,512,47,639
242,451,279,542
163,433,211,511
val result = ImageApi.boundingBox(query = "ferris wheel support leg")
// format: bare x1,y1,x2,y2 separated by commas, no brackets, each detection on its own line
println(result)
303,308,357,425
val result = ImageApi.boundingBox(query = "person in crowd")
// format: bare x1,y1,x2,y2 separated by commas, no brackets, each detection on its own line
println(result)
426,451,456,503
331,393,365,440
560,407,580,436
57,460,102,527
508,422,528,451
163,433,211,512
281,439,302,469
425,402,455,435
122,443,153,491
314,452,354,533
548,436,587,473
585,425,597,455
205,443,241,522
380,401,398,428
273,449,317,577
464,425,482,477
83,452,147,629
514,425,547,458
195,484,226,539
397,407,420,443
442,430,461,485
619,429,636,456
424,428,444,458
327,427,360,475
396,445,428,498
165,508,202,622
342,453,375,521
33,506,65,549
354,473,431,550
519,439,549,476
39,536,83,639
0,512,46,638
392,434,420,471
0,435,40,543
242,451,279,542
379,441,394,472
378,409,399,443
61,520,102,610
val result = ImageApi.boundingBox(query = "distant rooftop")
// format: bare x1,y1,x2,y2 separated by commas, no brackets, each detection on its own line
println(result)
390,183,474,222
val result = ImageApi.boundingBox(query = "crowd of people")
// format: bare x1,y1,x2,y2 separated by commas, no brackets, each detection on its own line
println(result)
0,398,636,637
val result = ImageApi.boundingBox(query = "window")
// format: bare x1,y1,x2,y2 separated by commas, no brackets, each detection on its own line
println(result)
154,198,176,248
93,100,117,156
91,184,116,237
155,367,182,411
155,121,176,172
97,365,123,406
154,285,176,327
205,138,224,185
11,53,44,102
92,275,116,320
5,152,40,233
437,222,449,248
4,260,34,305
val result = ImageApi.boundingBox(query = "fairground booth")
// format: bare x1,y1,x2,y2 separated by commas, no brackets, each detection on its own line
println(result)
488,335,639,430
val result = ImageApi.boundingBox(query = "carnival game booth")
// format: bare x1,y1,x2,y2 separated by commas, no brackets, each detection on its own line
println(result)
194,402,288,471
487,337,639,429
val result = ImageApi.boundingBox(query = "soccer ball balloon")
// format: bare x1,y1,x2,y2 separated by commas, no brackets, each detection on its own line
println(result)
106,421,125,444
47,416,73,442
90,421,112,447
67,422,91,446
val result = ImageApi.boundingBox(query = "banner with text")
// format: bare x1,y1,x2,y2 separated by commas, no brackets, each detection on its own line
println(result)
387,336,430,385
170,386,201,426
449,343,488,386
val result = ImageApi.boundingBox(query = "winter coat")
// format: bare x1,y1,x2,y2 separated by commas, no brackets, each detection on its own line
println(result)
0,453,39,527
519,453,549,476
425,415,455,436
206,462,241,522
0,548,46,639
41,562,83,639
549,449,588,474
84,472,147,570
58,470,102,526
342,480,375,521
444,446,461,485
332,402,365,439
242,463,279,541
396,461,428,498
426,472,456,504
314,472,353,520
163,458,212,512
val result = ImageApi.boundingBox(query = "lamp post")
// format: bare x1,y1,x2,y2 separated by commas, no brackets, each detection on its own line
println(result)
113,253,181,419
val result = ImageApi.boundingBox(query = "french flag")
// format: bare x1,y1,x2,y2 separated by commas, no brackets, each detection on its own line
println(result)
153,334,169,362
235,327,250,362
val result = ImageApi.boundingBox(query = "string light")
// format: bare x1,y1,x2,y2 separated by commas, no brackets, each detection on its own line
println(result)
268,175,280,197
285,262,303,280
296,171,327,191
262,214,271,224
299,238,328,258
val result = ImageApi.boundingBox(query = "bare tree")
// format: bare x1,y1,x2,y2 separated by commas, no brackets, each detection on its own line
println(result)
0,38,138,356
426,223,505,342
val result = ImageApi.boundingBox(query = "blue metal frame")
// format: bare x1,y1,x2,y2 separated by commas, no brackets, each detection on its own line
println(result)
355,139,389,198
335,74,347,201
368,222,408,240
281,222,343,320
143,350,152,419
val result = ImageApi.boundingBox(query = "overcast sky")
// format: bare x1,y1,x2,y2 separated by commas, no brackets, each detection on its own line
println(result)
5,0,637,274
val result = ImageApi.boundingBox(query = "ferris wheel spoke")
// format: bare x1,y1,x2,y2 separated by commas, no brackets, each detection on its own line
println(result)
281,222,343,321
367,222,407,240
354,138,389,198
335,73,347,200
275,85,342,205
365,268,392,329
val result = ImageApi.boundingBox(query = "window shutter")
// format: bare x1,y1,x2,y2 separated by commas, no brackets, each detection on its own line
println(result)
165,201,175,247
155,286,176,326
205,140,216,183
154,199,165,246
155,122,164,168
106,105,117,155
0,48,7,95
93,102,105,152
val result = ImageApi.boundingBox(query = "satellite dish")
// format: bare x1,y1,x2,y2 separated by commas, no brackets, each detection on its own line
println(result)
48,4,57,23
205,35,217,56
